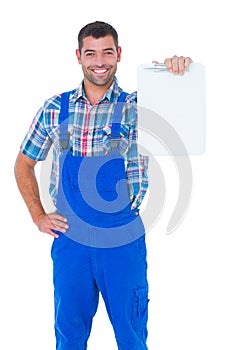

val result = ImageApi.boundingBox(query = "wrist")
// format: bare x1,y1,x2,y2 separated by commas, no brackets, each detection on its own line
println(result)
32,210,46,226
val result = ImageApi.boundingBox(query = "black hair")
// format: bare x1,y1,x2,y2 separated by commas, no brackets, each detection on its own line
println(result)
78,21,118,51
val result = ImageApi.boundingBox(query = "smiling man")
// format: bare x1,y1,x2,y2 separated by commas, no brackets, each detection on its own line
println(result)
77,35,120,89
76,33,122,105
14,21,192,350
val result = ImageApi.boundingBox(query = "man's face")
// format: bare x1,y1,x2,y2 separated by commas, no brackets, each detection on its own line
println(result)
76,35,121,87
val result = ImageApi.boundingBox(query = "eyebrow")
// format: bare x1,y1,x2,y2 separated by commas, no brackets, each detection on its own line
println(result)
83,48,115,54
103,48,115,52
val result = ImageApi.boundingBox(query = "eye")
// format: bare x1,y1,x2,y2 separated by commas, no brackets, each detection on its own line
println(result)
85,52,94,57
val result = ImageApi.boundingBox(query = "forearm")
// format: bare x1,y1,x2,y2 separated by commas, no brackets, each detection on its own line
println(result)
14,152,45,224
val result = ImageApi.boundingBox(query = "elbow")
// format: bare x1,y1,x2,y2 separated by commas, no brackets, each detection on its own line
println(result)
14,151,36,180
14,151,21,180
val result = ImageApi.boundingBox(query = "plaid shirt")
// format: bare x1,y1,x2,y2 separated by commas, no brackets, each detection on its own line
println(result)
20,77,149,209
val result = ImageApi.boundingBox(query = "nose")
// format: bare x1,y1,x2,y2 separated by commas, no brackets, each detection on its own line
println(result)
93,53,106,67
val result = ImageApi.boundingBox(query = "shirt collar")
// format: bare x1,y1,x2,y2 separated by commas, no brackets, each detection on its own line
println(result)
71,76,122,103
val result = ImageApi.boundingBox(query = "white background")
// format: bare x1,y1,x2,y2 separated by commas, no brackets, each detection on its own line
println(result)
1,0,233,349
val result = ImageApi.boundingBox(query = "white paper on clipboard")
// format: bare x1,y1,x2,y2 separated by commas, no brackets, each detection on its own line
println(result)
137,63,206,156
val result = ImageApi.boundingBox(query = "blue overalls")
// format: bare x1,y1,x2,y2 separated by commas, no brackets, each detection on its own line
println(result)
51,91,149,350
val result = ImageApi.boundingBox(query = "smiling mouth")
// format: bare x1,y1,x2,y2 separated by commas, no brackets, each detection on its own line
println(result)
92,69,108,74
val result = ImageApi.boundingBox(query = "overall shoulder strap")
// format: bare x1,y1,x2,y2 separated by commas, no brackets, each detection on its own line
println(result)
111,91,129,139
59,91,71,150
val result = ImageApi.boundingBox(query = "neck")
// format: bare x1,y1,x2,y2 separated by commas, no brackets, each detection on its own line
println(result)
83,78,113,105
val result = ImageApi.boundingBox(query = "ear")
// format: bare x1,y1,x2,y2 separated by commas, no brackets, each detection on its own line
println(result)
76,49,82,64
117,46,122,62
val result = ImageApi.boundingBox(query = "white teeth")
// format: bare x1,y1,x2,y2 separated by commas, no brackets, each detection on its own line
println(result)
93,69,107,74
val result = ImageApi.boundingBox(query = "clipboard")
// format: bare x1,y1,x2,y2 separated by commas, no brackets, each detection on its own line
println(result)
137,63,206,156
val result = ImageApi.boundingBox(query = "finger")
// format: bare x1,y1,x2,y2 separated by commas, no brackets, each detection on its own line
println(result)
38,222,63,235
52,220,69,231
152,60,159,64
49,212,68,222
45,214,68,233
178,56,185,75
40,226,60,238
38,219,68,234
184,57,193,71
48,220,69,233
164,58,173,72
171,55,179,74
47,229,60,238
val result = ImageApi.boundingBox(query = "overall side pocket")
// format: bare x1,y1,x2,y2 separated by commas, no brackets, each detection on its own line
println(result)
131,281,150,342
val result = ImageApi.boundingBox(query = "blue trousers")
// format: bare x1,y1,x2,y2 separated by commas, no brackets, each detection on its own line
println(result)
51,233,149,350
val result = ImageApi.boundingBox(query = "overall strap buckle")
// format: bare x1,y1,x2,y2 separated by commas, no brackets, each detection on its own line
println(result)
59,132,70,150
109,137,120,151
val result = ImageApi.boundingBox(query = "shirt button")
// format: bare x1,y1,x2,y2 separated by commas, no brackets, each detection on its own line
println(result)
135,211,139,216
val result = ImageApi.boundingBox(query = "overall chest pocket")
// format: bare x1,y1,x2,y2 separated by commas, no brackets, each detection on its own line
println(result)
70,174,120,194
64,174,124,213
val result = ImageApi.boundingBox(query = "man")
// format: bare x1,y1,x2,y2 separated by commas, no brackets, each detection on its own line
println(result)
14,21,192,350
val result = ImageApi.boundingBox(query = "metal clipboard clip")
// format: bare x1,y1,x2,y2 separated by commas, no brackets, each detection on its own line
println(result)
143,63,192,73
143,63,169,72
